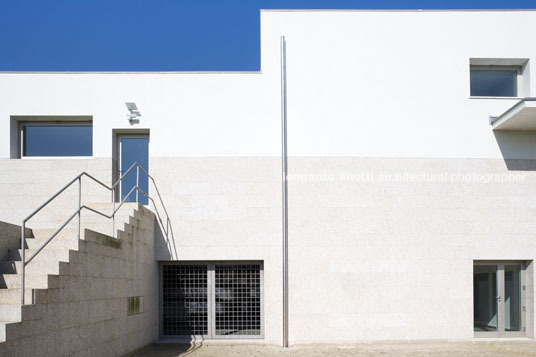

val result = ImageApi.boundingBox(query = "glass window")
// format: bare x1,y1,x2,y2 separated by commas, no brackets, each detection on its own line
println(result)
470,69,518,97
120,136,149,205
474,265,498,332
22,124,92,157
504,265,522,332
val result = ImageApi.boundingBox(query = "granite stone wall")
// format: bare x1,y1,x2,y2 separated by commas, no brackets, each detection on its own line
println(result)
0,205,159,356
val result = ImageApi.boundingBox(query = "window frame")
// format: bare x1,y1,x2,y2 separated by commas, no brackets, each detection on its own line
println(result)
469,65,523,98
473,260,528,338
19,121,93,159
117,134,150,205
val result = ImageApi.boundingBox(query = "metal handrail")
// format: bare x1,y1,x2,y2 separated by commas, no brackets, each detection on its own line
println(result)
20,162,174,304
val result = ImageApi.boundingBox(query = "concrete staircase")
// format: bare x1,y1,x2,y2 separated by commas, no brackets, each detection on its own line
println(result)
0,203,138,346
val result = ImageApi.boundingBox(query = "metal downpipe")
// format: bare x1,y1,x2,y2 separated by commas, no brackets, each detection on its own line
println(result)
281,35,289,348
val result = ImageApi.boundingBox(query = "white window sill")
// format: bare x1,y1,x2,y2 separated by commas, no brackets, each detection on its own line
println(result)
473,337,532,341
469,96,524,100
19,156,94,160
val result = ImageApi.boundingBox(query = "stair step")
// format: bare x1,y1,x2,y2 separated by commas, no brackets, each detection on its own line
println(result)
7,248,70,262
0,273,53,289
0,260,61,275
0,305,21,322
25,236,78,251
29,228,78,241
0,321,9,342
0,288,34,305
27,205,136,240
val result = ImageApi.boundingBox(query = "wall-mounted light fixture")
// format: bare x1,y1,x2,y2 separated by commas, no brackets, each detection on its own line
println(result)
125,102,141,125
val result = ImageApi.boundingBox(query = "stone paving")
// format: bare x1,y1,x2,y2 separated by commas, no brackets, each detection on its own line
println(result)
130,341,536,357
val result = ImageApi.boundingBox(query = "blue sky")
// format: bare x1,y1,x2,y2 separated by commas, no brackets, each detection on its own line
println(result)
1,0,535,71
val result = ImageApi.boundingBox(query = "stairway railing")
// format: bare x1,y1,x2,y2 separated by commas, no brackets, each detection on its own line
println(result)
20,162,174,304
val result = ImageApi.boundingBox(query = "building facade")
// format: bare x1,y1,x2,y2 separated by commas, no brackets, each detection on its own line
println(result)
1,9,536,354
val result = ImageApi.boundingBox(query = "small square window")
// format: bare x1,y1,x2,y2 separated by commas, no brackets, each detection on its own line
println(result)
21,122,93,157
470,67,519,97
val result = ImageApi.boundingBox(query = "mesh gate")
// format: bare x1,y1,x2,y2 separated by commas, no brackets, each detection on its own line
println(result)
215,264,261,336
162,265,208,336
161,263,262,338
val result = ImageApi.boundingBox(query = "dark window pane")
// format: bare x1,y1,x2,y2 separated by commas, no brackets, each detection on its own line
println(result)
23,124,92,157
470,70,517,97
474,265,498,332
504,265,522,332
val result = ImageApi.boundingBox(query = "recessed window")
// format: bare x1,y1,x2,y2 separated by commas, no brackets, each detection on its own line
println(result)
21,123,92,157
470,67,519,97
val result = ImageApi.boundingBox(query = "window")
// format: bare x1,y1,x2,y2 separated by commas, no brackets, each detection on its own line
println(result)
161,262,263,339
21,122,92,157
469,58,529,98
470,67,519,97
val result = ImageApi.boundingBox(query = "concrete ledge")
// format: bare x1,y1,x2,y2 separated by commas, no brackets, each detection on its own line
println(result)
84,229,122,249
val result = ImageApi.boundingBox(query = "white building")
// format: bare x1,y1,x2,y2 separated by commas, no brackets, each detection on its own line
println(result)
1,9,536,356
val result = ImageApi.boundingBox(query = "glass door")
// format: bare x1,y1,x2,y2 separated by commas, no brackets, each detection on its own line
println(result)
504,265,523,334
119,135,149,205
474,262,525,337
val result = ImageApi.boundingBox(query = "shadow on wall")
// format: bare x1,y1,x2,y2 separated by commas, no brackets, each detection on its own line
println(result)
154,215,179,260
128,341,201,357
494,131,536,171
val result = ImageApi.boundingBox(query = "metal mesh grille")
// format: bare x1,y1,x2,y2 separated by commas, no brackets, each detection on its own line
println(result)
162,265,208,336
215,264,261,336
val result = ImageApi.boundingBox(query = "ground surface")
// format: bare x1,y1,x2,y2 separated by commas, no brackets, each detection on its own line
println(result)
130,342,536,357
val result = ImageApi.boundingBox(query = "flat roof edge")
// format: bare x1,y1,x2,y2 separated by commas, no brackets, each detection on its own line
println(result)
0,71,262,75
260,9,536,13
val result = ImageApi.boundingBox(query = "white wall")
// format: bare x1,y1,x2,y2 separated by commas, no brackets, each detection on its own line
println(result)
2,10,536,345
260,10,536,159
2,11,536,160
0,72,280,158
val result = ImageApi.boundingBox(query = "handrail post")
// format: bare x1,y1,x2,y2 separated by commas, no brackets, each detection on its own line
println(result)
136,165,139,203
21,222,25,305
78,177,81,240
112,188,115,238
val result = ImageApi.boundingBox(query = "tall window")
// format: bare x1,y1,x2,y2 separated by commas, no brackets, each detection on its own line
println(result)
21,123,92,157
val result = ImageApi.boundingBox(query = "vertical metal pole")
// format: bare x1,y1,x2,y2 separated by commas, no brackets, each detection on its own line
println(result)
281,35,289,348
136,165,139,203
112,187,116,238
21,222,25,305
78,177,81,240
